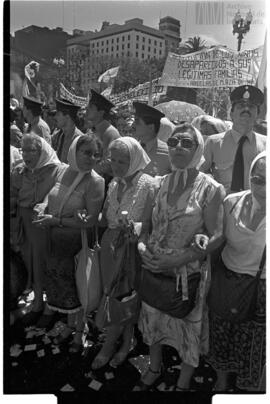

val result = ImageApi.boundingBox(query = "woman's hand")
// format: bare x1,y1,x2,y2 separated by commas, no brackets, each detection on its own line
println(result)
32,214,59,228
139,246,180,274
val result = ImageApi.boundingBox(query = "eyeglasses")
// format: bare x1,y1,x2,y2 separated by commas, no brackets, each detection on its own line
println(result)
78,150,100,158
250,175,266,186
22,148,39,154
167,137,197,150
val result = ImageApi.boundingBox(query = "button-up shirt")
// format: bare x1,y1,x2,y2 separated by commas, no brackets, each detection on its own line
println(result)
201,129,266,193
143,138,171,177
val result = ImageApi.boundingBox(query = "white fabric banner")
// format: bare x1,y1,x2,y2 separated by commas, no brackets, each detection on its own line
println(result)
160,45,264,88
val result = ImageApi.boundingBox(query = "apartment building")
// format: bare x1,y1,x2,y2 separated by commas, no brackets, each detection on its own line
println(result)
66,17,181,94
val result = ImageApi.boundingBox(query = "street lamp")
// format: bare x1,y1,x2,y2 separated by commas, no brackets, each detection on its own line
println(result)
53,57,65,97
232,9,253,51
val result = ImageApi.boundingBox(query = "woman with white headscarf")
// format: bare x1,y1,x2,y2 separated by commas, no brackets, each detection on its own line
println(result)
134,122,225,391
90,136,159,370
33,134,104,351
207,151,266,391
10,134,66,325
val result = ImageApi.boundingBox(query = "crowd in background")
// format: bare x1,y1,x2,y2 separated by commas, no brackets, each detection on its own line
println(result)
9,84,266,392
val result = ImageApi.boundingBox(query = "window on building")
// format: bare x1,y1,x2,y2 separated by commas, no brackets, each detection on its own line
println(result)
127,51,130,56
97,49,99,54
97,42,99,47
148,55,150,59
160,42,162,47
116,53,119,58
122,36,125,41
136,35,139,40
122,52,124,56
154,48,156,54
106,40,109,44
142,53,144,59
112,38,114,43
127,43,130,49
117,45,119,50
148,46,150,52
128,35,130,40
101,49,104,53
142,37,145,42
154,40,157,46
159,50,162,55
106,48,108,53
122,44,124,50
142,45,145,50
117,37,119,43
148,39,151,44
136,43,139,49
102,41,104,46
136,52,138,57
111,47,114,52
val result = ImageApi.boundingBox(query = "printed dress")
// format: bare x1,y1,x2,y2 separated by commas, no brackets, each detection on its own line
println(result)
138,172,222,368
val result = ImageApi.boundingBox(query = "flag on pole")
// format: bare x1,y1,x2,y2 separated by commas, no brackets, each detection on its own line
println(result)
101,85,113,98
22,61,40,99
98,66,120,83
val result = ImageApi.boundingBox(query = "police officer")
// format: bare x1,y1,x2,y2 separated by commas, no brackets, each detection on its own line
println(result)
52,98,84,163
23,96,51,144
201,85,266,193
133,101,171,177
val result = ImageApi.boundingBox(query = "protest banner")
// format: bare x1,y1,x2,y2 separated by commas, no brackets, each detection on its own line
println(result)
110,77,167,106
160,45,264,88
59,83,88,107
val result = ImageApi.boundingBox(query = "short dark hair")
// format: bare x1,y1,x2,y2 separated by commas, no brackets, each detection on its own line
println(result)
141,116,161,134
76,134,103,157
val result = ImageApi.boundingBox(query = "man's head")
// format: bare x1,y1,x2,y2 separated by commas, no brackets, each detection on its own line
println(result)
133,102,165,143
23,96,43,123
86,89,115,123
55,98,80,129
230,85,264,131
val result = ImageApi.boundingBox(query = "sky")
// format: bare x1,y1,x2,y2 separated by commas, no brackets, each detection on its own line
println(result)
9,0,267,51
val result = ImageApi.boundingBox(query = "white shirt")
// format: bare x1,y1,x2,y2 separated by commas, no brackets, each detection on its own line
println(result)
222,191,266,278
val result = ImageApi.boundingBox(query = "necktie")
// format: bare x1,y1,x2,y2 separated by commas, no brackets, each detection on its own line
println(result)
231,136,247,192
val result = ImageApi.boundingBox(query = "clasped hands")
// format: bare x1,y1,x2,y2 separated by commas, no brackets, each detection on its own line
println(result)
138,233,209,274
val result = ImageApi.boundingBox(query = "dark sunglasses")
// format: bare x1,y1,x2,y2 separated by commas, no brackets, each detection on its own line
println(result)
250,175,266,186
167,137,196,149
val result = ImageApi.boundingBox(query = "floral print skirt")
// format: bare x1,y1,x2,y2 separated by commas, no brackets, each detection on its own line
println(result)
207,277,266,391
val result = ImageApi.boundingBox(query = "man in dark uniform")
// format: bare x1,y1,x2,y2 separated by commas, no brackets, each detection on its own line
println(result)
23,96,51,144
86,89,120,183
52,98,84,163
201,85,266,194
133,101,171,177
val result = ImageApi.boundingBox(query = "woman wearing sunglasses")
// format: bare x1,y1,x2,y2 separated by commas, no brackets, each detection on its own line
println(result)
207,151,266,391
134,123,225,391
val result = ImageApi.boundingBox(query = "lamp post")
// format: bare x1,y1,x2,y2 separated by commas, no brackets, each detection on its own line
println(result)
232,9,253,51
53,57,65,97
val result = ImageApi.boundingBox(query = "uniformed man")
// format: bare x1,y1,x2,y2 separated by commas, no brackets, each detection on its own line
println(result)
52,98,84,163
23,96,51,144
86,89,120,182
201,85,266,193
133,101,171,177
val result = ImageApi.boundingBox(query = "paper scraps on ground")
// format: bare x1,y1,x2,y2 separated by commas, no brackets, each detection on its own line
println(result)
128,355,150,374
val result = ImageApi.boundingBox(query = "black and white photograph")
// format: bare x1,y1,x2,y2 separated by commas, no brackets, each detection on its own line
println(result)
4,0,267,403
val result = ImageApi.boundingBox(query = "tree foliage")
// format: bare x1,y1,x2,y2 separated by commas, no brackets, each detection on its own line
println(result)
182,36,207,54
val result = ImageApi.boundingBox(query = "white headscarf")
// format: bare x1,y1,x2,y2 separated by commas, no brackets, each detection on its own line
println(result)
23,134,61,171
170,126,205,192
109,136,151,178
157,117,175,143
249,151,266,217
67,135,92,173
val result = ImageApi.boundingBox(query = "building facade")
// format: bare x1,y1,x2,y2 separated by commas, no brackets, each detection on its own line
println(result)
66,17,181,95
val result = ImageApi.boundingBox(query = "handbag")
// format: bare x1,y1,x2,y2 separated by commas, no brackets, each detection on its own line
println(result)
134,264,201,319
207,247,266,323
75,227,102,315
95,228,140,329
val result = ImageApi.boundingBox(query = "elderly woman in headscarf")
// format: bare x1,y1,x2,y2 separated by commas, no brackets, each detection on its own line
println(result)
10,134,66,325
207,151,266,391
192,114,228,140
90,136,159,370
134,122,225,391
33,134,105,351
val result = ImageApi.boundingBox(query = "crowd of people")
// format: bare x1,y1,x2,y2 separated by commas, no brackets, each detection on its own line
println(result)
9,84,266,392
